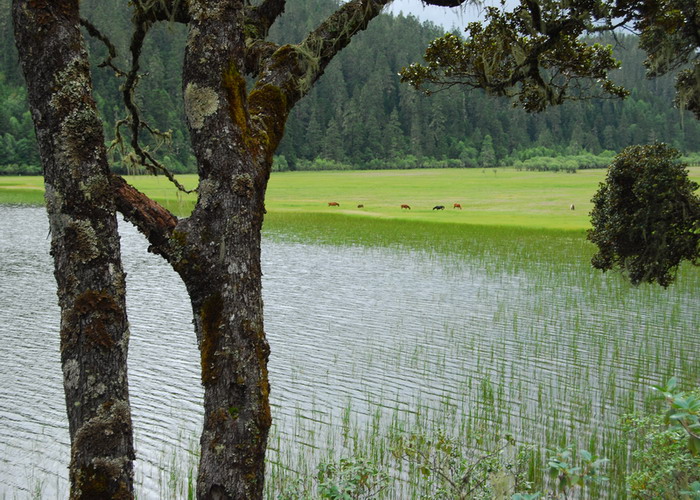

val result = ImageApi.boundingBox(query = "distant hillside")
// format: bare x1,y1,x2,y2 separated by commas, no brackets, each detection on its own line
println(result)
1,0,699,174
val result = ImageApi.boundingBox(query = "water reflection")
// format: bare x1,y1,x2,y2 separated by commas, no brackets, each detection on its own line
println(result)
0,205,698,498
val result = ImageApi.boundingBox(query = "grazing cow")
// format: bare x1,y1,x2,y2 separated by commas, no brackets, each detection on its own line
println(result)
453,203,462,209
401,204,411,210
570,204,575,210
328,202,340,207
433,205,445,210
357,204,364,208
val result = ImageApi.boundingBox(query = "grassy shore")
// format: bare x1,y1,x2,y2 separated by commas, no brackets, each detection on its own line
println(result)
2,167,698,234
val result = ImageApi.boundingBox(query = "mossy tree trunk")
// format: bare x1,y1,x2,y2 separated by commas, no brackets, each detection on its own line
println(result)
119,1,398,496
13,1,135,498
15,0,468,498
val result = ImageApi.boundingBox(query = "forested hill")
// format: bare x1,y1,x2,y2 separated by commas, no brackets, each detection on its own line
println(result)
1,0,699,174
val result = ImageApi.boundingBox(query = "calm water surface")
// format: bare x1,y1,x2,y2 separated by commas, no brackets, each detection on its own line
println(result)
0,205,697,498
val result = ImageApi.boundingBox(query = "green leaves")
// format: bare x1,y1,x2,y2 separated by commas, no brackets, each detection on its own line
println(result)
652,378,700,456
393,431,534,499
315,457,388,500
511,494,541,500
588,143,700,286
681,481,700,499
545,445,608,495
400,0,628,112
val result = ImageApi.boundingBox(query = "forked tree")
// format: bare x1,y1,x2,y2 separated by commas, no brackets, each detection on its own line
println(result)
13,0,468,498
15,0,698,498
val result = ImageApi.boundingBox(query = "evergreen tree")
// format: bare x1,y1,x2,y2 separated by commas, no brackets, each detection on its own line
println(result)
479,134,497,167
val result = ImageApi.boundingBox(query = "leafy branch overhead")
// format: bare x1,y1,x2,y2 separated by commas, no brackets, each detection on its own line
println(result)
402,0,700,116
636,0,700,116
400,0,629,112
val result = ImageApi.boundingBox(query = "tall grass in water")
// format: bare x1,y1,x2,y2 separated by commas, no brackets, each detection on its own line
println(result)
2,170,697,497
260,214,698,499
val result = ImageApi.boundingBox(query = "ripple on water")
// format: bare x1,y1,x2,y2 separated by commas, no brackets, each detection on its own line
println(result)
1,205,698,498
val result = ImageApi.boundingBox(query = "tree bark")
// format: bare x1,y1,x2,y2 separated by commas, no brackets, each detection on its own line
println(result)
179,5,273,497
120,0,415,497
13,1,135,498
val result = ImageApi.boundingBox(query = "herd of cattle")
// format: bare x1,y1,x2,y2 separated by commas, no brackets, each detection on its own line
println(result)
328,202,462,210
328,202,576,210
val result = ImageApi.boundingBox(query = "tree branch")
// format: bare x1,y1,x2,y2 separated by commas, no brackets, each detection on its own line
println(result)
246,0,286,40
80,18,127,77
111,174,180,260
244,40,280,77
136,0,190,23
114,6,196,194
256,0,392,108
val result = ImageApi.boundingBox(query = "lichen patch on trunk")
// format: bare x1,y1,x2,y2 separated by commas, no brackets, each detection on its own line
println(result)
184,83,219,130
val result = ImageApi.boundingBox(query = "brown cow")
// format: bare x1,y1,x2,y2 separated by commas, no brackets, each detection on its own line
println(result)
570,204,575,210
401,204,411,210
357,204,364,208
328,202,340,207
453,203,462,209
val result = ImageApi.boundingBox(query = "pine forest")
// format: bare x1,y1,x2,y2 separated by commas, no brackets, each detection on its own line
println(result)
1,0,699,175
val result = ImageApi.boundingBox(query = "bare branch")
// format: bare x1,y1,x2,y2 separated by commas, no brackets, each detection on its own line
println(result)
80,18,127,77
111,174,181,260
116,7,196,194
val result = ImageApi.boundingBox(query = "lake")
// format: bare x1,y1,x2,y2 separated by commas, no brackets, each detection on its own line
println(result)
0,204,698,498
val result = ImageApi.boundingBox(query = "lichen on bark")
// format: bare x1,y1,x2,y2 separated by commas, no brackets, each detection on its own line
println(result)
184,82,219,130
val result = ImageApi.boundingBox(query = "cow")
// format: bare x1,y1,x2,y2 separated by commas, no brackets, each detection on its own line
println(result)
357,204,364,208
570,204,575,210
328,202,340,207
401,204,411,210
453,203,462,209
433,205,445,210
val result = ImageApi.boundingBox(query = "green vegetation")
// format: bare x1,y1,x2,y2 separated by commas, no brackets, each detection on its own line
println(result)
149,379,699,499
589,144,700,286
6,166,697,497
2,167,698,233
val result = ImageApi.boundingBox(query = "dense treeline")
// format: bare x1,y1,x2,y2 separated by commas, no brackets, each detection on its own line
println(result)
1,0,699,174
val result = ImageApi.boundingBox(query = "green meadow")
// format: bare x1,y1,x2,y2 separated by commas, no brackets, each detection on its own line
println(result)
3,167,697,248
7,166,696,230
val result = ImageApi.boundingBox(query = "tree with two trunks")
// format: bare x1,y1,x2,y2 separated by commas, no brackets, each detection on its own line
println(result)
12,0,472,498
12,1,700,500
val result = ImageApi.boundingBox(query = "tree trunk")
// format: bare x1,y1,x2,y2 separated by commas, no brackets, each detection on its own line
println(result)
176,7,273,496
13,1,465,498
13,1,135,498
174,197,271,499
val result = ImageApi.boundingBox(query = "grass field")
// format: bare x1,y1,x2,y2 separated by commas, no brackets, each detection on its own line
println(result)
1,167,699,233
